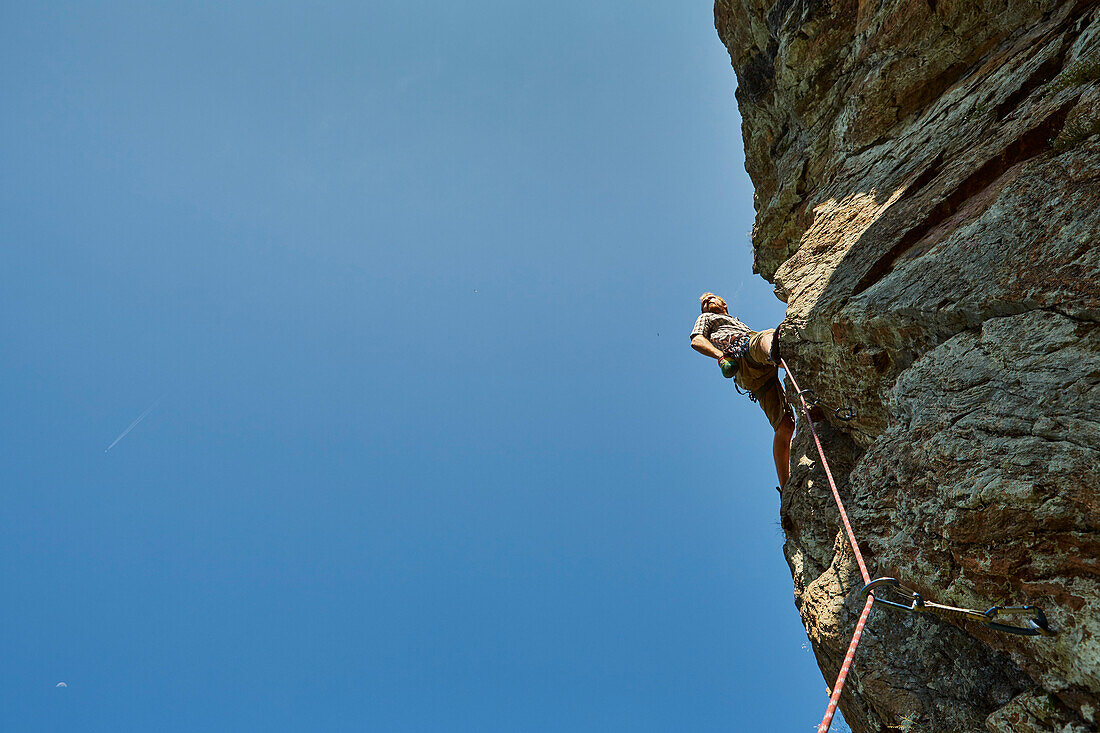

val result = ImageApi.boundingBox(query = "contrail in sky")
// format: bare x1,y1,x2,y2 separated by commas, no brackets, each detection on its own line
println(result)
105,396,164,453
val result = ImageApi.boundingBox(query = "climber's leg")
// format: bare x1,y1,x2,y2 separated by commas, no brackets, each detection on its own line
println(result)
756,329,775,363
756,372,796,488
774,413,794,487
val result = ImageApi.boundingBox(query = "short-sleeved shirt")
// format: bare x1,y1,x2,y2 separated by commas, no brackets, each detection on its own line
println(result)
690,312,753,352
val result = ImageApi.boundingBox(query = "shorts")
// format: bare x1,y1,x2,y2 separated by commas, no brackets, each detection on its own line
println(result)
734,328,793,430
754,375,793,430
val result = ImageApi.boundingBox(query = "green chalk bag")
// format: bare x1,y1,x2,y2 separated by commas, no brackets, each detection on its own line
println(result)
718,356,738,379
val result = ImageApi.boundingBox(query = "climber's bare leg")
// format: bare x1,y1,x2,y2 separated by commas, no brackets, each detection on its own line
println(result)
758,330,775,363
774,414,794,487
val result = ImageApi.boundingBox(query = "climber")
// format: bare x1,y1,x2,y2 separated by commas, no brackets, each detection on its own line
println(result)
690,292,795,487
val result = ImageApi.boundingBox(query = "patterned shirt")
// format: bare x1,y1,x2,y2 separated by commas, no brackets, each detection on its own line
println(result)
690,312,753,351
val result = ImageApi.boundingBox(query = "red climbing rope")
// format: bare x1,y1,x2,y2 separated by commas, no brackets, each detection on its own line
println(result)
820,595,875,732
779,359,874,733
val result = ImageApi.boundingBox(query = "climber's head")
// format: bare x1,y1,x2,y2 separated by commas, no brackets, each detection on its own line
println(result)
700,292,728,315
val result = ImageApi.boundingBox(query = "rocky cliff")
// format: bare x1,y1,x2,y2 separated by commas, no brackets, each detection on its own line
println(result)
715,1,1100,730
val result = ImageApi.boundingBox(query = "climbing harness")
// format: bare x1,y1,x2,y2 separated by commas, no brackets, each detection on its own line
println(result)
724,334,753,360
777,358,1055,733
861,578,1055,637
724,336,791,407
717,335,754,380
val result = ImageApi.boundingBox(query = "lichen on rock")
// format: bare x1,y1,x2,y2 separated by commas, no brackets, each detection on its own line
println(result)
715,0,1100,730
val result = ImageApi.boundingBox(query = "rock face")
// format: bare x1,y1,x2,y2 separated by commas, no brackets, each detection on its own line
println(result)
715,1,1100,730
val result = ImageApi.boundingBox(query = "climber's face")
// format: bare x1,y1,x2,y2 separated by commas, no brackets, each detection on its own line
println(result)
702,295,728,314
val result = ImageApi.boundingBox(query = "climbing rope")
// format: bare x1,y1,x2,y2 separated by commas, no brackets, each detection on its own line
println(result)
778,358,1056,732
780,359,873,733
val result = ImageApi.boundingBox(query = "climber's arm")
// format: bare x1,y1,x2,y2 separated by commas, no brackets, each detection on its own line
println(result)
692,335,724,359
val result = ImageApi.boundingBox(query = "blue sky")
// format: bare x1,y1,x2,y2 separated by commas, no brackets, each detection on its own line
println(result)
1,2,837,730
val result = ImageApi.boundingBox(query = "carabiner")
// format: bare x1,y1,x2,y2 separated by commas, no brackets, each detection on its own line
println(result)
795,388,818,406
983,606,1056,637
861,577,924,612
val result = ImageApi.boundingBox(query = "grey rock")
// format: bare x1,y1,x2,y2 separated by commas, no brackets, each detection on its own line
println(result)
716,0,1100,730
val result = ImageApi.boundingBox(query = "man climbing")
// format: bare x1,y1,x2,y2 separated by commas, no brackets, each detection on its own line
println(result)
690,292,795,487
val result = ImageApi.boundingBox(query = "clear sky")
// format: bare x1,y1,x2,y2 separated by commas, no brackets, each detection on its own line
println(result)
2,2,839,730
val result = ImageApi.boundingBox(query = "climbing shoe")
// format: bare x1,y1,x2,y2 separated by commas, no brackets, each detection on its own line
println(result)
718,356,738,379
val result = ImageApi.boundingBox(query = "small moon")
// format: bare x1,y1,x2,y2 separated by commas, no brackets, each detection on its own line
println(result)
56,682,67,688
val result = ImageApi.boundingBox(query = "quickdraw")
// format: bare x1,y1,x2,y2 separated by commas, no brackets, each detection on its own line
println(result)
778,358,1056,733
794,387,855,422
861,578,1055,637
